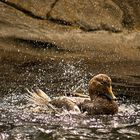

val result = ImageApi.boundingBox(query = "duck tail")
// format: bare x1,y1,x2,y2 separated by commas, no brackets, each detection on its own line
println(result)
25,88,51,105
34,88,51,102
25,88,60,114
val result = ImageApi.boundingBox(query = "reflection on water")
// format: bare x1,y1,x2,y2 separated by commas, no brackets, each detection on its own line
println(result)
0,60,140,140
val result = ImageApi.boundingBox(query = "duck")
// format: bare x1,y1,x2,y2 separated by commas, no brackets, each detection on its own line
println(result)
78,74,118,115
26,74,118,115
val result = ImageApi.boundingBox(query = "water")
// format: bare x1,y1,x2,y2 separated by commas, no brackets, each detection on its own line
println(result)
0,93,140,140
0,53,140,140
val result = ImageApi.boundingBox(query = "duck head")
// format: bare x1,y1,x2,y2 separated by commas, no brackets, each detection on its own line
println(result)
88,74,116,101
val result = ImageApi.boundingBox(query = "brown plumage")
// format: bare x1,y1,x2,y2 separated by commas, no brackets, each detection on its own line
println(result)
26,74,118,115
50,97,81,113
79,74,118,115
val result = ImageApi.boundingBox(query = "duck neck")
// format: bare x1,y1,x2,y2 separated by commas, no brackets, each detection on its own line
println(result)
90,92,112,101
90,91,99,101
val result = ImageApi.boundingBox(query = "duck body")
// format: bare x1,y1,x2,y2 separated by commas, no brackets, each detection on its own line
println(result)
79,97,118,115
26,74,118,115
53,94,118,115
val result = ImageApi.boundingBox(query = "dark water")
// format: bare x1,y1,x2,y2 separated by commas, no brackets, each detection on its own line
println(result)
0,55,140,140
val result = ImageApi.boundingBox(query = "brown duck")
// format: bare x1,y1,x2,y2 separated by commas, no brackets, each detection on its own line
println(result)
78,74,118,115
26,74,118,115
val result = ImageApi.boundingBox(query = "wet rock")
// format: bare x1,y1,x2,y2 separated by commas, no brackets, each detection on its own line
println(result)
49,0,123,31
0,0,140,51
2,0,56,19
1,0,124,32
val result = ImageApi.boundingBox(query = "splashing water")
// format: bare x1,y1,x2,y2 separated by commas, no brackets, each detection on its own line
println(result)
0,92,140,140
0,62,140,140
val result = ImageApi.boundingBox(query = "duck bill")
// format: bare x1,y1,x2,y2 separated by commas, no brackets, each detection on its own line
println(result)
106,86,116,100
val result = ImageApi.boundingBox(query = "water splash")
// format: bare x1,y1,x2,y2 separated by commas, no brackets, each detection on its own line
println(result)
0,90,140,140
0,62,140,140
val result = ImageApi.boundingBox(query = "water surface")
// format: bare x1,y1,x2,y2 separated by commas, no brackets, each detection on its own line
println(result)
0,49,140,140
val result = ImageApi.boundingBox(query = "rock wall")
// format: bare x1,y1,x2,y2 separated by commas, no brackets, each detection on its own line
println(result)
0,0,140,61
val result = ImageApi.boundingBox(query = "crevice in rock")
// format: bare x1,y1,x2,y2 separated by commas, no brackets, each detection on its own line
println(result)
13,38,61,50
48,17,73,26
46,0,59,18
46,0,73,27
1,0,44,20
47,17,121,33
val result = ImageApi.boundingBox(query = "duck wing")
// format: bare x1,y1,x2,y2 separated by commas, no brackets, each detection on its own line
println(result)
50,97,81,113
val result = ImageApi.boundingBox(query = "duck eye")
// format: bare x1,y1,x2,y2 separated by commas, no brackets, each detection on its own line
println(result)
100,82,104,85
101,81,110,87
100,81,106,85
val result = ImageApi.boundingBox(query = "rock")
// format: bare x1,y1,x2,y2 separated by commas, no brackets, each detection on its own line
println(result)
0,0,140,61
3,0,56,19
113,0,140,29
50,0,123,31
